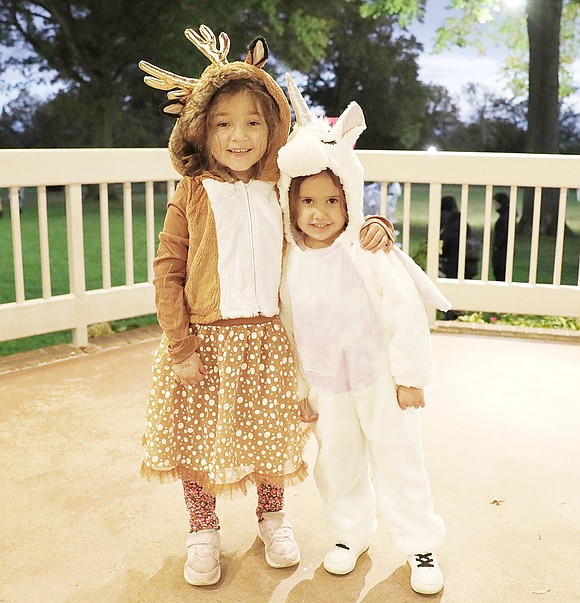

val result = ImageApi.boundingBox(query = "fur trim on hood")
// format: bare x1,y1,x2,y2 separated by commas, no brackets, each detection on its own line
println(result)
277,74,366,247
139,25,290,181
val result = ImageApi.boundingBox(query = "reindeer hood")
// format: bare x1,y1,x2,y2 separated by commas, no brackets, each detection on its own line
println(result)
139,25,290,181
277,74,366,248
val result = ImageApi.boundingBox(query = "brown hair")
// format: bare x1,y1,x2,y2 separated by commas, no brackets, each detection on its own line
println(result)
179,78,281,180
288,169,349,233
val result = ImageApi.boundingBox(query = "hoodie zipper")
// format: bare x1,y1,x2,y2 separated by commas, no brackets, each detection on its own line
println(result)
242,182,262,314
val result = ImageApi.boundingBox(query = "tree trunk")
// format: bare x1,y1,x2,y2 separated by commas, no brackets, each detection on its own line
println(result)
93,97,116,148
519,0,563,234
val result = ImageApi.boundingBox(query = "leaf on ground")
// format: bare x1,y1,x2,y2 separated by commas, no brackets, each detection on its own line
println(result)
532,588,551,595
490,499,505,506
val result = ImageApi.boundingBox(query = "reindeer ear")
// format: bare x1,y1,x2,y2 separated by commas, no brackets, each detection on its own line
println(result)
333,102,366,146
246,36,269,68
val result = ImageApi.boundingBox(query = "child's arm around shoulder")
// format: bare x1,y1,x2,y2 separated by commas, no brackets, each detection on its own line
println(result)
360,215,396,252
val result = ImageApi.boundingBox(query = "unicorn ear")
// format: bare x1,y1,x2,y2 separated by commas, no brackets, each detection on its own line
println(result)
332,101,366,146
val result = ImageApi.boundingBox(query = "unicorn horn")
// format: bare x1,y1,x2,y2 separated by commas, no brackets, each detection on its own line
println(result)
285,73,313,127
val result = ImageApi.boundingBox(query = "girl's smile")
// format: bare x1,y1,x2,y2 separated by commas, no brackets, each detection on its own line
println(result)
294,171,348,249
208,92,268,182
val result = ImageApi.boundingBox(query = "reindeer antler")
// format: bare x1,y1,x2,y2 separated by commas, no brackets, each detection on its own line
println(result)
184,24,230,65
139,61,198,92
139,25,232,117
138,61,199,116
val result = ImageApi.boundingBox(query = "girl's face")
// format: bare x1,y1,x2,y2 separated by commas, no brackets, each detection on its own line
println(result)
293,171,347,249
208,91,268,182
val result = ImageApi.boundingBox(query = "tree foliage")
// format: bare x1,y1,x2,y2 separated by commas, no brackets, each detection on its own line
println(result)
0,0,577,159
0,0,439,149
297,1,435,150
433,0,580,101
0,0,197,146
437,84,527,152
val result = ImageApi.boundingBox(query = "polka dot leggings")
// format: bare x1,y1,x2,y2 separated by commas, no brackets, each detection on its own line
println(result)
183,481,285,532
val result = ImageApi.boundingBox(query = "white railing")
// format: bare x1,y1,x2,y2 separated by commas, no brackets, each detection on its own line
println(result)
0,148,579,347
360,150,580,321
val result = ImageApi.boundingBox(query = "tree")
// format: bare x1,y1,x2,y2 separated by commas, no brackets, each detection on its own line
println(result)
0,90,40,147
422,0,580,233
0,0,374,147
0,1,202,146
364,0,579,151
0,0,448,149
559,103,580,153
421,84,463,149
295,1,433,150
437,84,527,153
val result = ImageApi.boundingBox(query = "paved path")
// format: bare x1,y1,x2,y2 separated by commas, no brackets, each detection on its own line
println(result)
1,332,579,603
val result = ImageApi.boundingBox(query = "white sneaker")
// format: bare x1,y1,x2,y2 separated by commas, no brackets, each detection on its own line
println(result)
408,552,444,595
258,511,300,568
323,543,369,575
183,529,221,586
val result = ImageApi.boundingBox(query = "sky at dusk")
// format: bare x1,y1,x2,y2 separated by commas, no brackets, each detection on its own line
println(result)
409,0,580,117
0,1,578,120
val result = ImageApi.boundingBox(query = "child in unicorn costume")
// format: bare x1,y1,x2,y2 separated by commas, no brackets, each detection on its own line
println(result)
277,76,449,595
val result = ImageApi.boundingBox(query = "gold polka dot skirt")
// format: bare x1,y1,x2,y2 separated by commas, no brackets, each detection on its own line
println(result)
141,318,309,496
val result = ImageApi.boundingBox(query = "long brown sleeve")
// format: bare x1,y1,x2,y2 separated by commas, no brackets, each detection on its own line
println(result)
153,182,201,363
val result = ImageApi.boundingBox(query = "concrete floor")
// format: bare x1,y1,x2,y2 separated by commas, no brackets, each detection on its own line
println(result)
1,332,579,603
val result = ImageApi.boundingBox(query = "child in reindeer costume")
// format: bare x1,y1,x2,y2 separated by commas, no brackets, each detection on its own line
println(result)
278,76,449,595
138,26,394,587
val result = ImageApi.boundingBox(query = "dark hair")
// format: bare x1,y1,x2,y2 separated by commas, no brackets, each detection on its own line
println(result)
183,78,281,180
441,195,459,213
493,192,510,209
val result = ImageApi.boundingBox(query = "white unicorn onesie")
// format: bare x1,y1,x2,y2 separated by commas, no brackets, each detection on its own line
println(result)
277,75,447,595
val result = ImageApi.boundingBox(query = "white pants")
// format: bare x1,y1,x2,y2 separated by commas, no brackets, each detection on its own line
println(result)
308,375,445,555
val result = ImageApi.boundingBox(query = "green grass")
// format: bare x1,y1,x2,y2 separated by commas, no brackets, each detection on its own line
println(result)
0,185,168,302
390,184,580,285
455,312,580,330
0,184,167,355
1,182,579,356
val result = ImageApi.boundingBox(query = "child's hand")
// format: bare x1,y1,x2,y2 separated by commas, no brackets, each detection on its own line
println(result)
360,222,394,253
173,352,208,386
299,399,319,423
396,385,425,410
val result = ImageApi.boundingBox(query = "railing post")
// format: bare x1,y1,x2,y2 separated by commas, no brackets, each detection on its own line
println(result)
99,183,112,289
10,187,25,304
123,182,134,286
65,184,88,347
426,183,442,324
145,181,155,282
37,185,52,298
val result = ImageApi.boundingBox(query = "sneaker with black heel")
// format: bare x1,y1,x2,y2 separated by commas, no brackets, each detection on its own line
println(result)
323,542,369,575
407,552,443,595
258,511,300,568
184,529,221,586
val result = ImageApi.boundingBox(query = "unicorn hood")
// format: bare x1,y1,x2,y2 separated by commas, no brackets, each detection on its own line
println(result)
277,74,366,248
277,75,451,312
